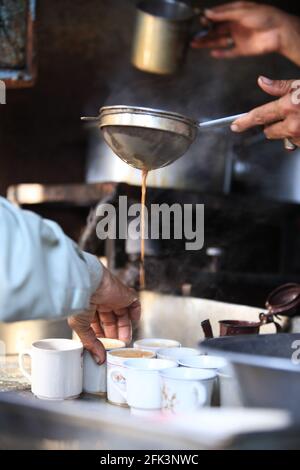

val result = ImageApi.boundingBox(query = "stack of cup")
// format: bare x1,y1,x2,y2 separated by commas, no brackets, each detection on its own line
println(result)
19,335,236,411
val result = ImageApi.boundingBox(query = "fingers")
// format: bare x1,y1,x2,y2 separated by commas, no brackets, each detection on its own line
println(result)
211,47,239,59
68,313,106,364
206,2,254,13
264,121,286,139
116,310,132,344
205,2,253,22
191,24,230,49
192,35,232,50
128,299,141,322
264,115,300,141
100,311,118,339
258,76,294,97
90,312,105,337
99,301,140,344
91,266,138,311
231,99,285,132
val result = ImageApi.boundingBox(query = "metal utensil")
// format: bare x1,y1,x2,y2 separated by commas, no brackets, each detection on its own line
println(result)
200,333,300,415
131,0,211,75
81,105,296,171
266,283,300,315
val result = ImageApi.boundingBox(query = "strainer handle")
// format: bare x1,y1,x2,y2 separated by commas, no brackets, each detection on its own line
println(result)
198,114,297,151
81,116,99,122
197,113,247,129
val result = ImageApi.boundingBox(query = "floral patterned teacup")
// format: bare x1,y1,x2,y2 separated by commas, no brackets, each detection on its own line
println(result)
160,367,215,413
107,348,155,406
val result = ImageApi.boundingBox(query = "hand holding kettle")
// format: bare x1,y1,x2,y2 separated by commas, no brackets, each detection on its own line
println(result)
193,2,300,149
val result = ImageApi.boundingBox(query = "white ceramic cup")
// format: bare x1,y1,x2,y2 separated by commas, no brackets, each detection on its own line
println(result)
107,348,155,406
178,355,225,406
181,355,242,407
18,338,83,400
157,347,199,363
160,367,207,414
117,358,178,415
134,338,181,353
83,338,126,396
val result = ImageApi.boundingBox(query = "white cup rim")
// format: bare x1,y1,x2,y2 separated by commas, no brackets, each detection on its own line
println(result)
134,338,181,349
124,358,177,371
32,338,82,352
157,347,199,359
178,354,227,370
160,366,216,381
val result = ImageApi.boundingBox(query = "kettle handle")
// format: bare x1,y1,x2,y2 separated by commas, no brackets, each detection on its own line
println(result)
201,319,214,339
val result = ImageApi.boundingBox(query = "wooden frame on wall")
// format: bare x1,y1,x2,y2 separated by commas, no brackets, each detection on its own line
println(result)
0,0,36,88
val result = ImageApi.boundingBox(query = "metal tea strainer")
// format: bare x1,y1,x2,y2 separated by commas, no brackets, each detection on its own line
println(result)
81,105,297,171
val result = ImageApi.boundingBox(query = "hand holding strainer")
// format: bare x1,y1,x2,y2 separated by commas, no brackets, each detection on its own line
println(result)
81,105,297,171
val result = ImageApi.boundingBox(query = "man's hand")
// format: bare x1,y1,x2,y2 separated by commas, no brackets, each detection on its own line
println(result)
192,2,300,65
231,76,300,147
68,266,141,364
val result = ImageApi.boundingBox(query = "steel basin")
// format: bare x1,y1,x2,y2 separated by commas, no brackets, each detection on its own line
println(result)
200,334,300,415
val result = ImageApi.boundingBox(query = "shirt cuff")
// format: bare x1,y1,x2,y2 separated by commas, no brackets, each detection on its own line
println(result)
82,252,103,294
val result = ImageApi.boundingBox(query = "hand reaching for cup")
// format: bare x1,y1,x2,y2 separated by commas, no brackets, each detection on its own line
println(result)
231,77,300,147
68,265,141,364
192,2,300,66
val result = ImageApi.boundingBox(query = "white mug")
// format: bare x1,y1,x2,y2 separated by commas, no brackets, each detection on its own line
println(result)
134,338,181,353
178,355,221,406
107,348,155,406
19,338,83,400
83,338,126,396
157,347,199,363
114,358,178,415
160,367,207,414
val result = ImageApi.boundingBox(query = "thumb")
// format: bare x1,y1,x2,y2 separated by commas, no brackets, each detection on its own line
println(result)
258,76,294,97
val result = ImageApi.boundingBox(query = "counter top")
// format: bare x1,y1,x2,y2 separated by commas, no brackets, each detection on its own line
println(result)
0,356,298,450
0,387,295,450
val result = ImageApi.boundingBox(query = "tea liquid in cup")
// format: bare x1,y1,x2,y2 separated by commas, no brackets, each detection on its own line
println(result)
83,338,125,396
107,348,155,406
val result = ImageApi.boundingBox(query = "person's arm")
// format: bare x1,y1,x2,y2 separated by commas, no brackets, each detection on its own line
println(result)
0,197,141,363
192,2,300,66
0,196,103,322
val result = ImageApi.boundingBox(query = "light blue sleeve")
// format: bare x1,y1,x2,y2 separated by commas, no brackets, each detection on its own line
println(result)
0,197,103,322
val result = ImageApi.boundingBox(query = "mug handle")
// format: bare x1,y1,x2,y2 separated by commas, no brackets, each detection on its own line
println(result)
191,9,213,41
109,367,127,400
18,348,32,382
193,383,206,407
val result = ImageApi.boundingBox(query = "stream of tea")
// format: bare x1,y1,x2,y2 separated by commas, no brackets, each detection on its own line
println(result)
139,170,148,289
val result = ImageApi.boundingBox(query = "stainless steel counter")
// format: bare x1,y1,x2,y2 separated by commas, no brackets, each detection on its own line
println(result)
0,386,297,450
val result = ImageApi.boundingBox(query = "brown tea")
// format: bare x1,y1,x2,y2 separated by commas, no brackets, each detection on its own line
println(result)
110,349,153,358
139,169,148,289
